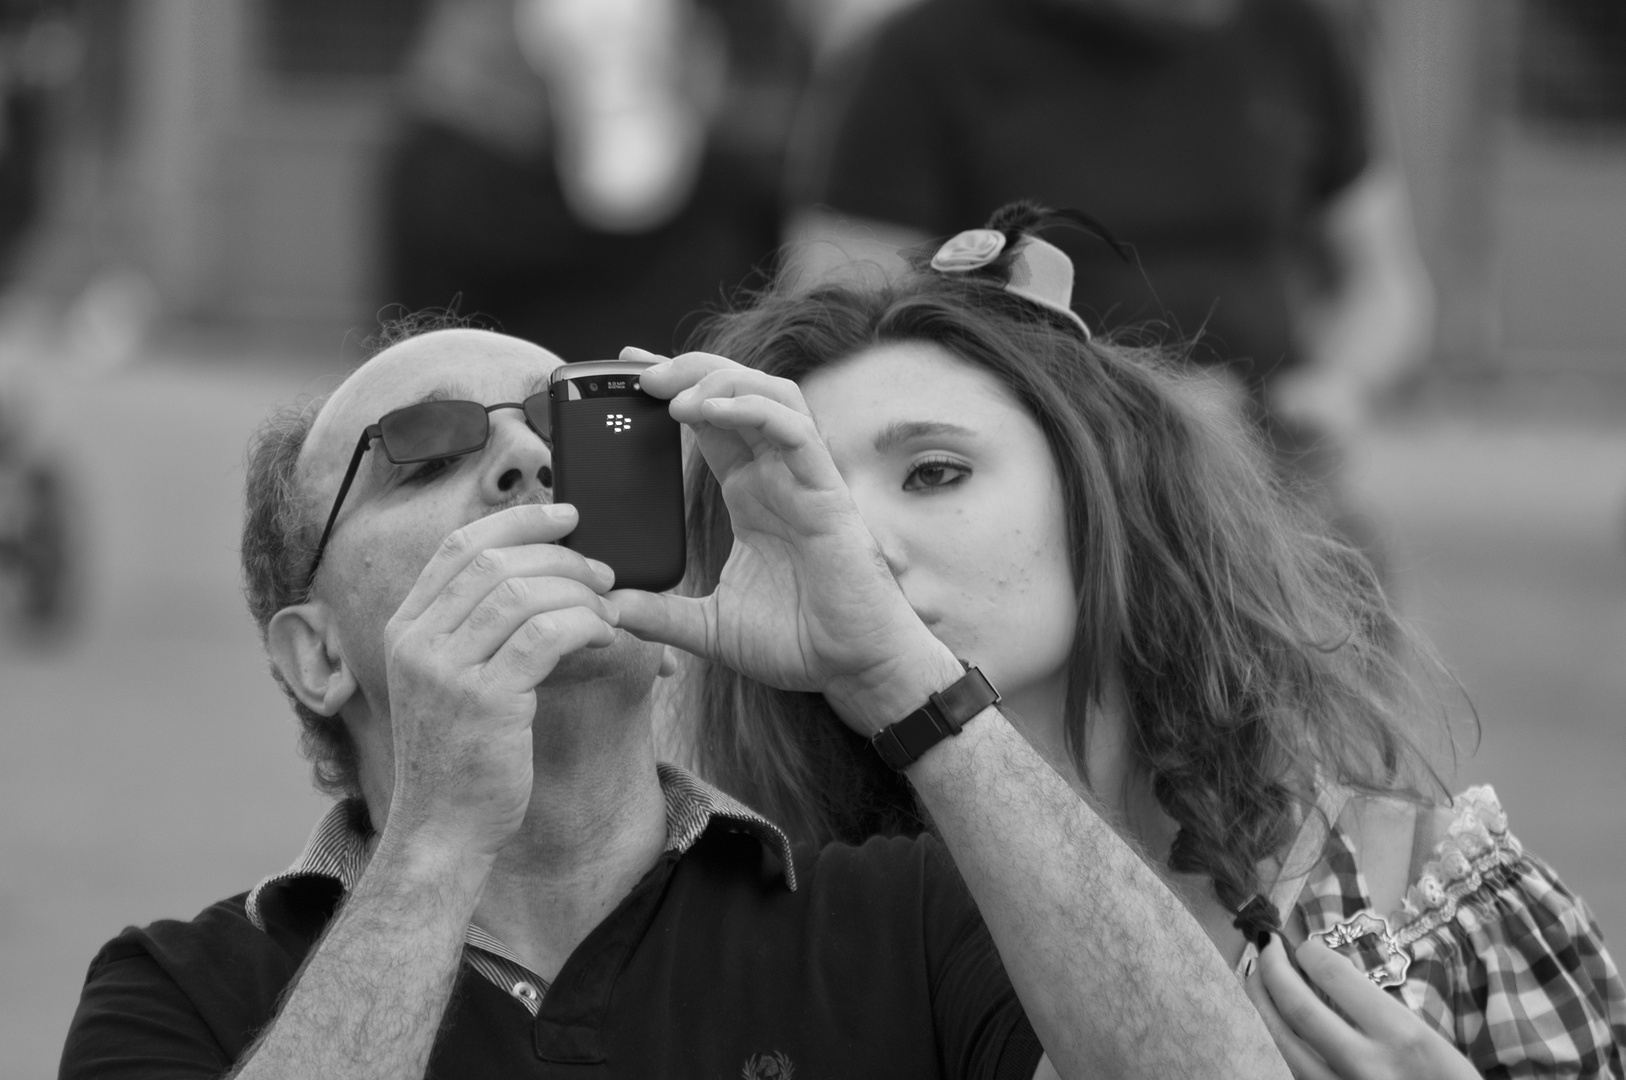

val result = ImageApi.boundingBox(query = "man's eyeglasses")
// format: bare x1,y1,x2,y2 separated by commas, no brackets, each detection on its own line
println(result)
304,394,552,590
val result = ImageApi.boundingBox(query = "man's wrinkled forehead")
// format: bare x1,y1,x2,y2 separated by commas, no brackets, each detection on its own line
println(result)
299,329,562,493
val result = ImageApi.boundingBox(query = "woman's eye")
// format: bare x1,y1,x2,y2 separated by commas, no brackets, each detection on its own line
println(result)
903,458,970,491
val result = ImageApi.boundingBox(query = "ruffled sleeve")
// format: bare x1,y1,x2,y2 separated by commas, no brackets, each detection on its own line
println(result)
1392,786,1626,1079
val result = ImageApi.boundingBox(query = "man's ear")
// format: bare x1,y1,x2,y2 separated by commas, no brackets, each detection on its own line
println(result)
267,604,358,716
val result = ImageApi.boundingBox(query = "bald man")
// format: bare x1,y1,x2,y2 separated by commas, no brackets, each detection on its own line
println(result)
59,327,1287,1080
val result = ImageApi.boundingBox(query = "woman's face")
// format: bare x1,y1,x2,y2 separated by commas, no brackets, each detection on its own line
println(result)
799,340,1078,726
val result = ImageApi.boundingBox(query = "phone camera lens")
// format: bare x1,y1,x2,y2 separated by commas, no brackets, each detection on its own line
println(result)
589,382,599,392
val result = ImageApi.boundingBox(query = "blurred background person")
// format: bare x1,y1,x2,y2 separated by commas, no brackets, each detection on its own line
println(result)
0,0,79,643
380,0,808,360
786,0,1435,565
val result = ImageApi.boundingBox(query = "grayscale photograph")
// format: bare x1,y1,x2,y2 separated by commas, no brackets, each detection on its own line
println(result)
0,1,1622,1078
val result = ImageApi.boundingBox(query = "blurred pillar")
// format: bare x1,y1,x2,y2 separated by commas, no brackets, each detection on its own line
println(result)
1381,0,1515,376
126,0,250,321
114,0,417,344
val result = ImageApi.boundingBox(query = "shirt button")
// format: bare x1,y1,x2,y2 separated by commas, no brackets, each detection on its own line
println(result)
512,981,540,1004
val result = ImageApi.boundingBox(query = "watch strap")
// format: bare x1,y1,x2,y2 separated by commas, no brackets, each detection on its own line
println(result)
870,664,1001,771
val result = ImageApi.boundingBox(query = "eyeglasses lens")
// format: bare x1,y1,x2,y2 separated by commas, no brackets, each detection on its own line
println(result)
378,400,491,463
523,393,551,443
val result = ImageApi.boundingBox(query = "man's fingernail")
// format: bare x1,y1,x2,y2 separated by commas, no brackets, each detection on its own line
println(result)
545,502,575,518
647,360,673,376
602,600,620,625
588,558,615,582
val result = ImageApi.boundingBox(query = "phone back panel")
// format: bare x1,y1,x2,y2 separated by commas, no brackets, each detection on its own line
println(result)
549,392,685,591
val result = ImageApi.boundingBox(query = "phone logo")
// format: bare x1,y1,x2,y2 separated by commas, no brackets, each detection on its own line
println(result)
606,413,631,433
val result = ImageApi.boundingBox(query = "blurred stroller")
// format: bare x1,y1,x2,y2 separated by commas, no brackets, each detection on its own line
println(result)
0,0,78,642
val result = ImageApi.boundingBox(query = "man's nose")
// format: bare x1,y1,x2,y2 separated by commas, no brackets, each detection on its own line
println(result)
479,410,553,503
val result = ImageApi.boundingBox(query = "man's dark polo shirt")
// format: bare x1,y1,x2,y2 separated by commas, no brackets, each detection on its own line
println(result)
60,770,1043,1079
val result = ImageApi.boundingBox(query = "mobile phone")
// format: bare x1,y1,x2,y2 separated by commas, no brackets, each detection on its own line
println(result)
547,359,685,592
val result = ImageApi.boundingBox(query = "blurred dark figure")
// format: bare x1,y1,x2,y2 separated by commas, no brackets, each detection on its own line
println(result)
0,0,79,643
0,2,51,263
382,0,807,361
790,0,1432,568
1518,0,1626,128
0,395,72,640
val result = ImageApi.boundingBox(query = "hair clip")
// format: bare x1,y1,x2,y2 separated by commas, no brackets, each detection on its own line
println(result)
929,229,1092,340
1232,893,1281,950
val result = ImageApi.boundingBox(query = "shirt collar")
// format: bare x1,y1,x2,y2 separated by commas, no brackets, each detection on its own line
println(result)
246,762,796,931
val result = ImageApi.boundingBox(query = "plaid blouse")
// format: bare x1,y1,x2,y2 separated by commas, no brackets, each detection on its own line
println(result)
1294,785,1625,1079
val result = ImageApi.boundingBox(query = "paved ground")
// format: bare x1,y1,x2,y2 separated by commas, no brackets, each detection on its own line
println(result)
1,355,1622,1078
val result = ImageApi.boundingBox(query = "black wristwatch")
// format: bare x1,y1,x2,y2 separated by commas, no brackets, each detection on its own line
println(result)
870,664,1001,771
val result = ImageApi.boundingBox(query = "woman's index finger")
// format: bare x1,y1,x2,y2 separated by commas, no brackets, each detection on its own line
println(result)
633,349,740,400
1257,935,1372,1075
1245,960,1341,1080
1294,936,1417,1037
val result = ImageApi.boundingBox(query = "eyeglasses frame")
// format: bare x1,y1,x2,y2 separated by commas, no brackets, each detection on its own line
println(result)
303,394,552,592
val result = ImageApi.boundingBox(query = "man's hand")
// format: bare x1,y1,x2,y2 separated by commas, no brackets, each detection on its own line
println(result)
232,502,619,1080
378,501,620,857
616,347,960,733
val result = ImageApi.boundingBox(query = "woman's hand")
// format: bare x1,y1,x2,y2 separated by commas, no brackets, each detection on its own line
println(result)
610,347,961,734
1246,935,1481,1080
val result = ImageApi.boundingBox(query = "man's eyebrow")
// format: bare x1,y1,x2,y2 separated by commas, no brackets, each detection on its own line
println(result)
525,372,553,399
872,420,978,453
359,384,471,480
412,383,472,406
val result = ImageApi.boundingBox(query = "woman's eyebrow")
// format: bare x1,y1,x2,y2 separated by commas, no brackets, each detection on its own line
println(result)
872,420,976,453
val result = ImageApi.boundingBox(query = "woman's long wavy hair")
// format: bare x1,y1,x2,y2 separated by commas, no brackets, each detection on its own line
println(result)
683,204,1443,920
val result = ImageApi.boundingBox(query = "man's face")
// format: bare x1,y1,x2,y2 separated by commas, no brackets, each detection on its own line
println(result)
297,329,662,724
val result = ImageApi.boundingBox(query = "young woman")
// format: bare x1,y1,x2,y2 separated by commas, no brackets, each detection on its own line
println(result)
664,204,1625,1078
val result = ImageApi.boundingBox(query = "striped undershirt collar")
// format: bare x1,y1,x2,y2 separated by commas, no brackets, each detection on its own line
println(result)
243,763,795,1015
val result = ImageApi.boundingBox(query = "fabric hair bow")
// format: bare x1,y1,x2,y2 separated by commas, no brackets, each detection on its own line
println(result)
924,203,1132,341
929,228,1092,339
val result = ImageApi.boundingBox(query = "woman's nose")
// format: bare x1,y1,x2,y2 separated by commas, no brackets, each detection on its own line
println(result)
480,410,553,503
